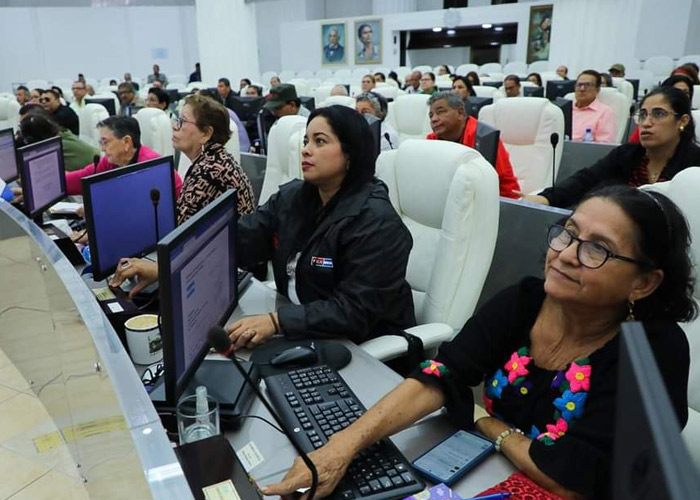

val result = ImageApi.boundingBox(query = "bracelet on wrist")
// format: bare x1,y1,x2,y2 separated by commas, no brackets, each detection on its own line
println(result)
268,312,280,334
494,427,524,453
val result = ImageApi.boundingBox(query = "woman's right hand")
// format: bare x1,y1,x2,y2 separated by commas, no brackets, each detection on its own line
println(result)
109,258,159,298
262,436,357,500
512,190,550,205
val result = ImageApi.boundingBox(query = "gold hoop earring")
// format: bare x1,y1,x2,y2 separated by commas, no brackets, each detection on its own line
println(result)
680,125,685,132
626,300,635,321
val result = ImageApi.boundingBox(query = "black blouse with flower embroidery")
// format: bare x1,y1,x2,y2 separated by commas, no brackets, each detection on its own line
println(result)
409,277,689,500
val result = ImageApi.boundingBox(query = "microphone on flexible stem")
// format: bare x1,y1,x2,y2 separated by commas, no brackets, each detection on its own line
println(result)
208,326,319,500
383,132,394,150
550,132,559,188
150,188,161,242
92,154,100,175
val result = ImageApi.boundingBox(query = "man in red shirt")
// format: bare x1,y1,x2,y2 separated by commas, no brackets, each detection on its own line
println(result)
426,92,520,198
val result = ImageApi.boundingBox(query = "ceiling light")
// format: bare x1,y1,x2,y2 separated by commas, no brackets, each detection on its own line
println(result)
432,27,443,32
443,44,452,48
494,26,504,32
482,24,493,29
490,41,499,46
447,29,456,35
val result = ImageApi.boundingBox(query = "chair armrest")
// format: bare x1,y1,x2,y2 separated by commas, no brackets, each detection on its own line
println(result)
359,323,454,362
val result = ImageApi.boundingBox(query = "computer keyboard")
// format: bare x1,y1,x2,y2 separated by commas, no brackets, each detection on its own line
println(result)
265,365,425,500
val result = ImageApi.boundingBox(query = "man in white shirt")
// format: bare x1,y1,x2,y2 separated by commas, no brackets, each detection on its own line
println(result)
69,80,88,113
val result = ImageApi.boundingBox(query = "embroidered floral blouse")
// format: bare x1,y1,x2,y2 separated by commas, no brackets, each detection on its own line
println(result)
409,278,689,500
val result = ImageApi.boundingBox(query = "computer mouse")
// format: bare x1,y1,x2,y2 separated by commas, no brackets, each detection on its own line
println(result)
269,346,318,368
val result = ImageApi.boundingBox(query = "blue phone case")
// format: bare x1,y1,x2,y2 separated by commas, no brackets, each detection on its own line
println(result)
411,430,495,485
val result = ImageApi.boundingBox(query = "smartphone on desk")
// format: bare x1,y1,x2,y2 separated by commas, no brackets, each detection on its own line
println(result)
412,430,495,485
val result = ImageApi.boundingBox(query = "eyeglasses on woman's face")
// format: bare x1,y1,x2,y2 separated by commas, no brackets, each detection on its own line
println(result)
634,107,680,125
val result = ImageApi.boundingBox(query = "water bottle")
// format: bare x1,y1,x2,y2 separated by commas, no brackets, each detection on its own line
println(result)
583,128,594,142
81,244,91,264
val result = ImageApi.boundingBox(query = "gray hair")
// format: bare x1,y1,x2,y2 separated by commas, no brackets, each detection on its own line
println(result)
329,27,339,37
427,91,465,113
355,92,383,118
331,84,348,96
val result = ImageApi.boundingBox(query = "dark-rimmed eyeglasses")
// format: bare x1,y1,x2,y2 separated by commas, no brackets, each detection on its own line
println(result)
171,116,198,130
141,363,164,386
547,224,650,269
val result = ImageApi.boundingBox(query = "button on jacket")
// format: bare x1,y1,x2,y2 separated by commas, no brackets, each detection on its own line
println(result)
238,178,416,343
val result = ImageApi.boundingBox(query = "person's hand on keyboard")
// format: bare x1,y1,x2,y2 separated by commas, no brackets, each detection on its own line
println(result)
109,258,159,298
262,436,355,500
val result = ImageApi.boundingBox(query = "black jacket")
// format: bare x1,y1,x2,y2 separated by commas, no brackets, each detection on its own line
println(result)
539,140,700,208
54,105,80,136
238,179,416,343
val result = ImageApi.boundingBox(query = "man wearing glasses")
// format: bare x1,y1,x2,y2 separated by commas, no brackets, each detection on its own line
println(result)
117,82,146,117
70,80,88,114
572,69,617,143
40,89,79,135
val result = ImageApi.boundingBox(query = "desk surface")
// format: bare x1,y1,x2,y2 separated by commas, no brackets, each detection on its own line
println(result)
222,280,515,498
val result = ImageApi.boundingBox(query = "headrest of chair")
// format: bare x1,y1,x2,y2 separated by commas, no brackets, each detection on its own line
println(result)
267,115,308,170
0,97,18,119
390,139,493,228
320,96,356,108
481,97,557,145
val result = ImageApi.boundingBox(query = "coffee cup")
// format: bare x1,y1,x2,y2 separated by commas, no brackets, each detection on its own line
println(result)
124,314,162,365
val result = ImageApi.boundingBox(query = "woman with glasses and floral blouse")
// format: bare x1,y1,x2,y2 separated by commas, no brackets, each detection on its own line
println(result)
173,94,255,224
520,86,700,208
263,185,694,500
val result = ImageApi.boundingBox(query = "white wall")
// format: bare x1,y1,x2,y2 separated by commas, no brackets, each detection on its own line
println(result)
408,47,471,69
635,0,692,59
0,6,198,91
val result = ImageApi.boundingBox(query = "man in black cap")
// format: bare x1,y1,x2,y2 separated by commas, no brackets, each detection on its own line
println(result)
264,84,310,119
608,63,626,78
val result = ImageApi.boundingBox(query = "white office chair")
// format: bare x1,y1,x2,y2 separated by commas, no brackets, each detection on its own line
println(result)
79,103,109,148
612,77,634,104
642,56,675,83
359,140,500,361
288,79,310,98
472,86,498,99
296,70,314,80
644,167,700,470
279,70,296,82
258,115,307,205
503,62,528,76
333,69,352,84
311,85,336,105
480,63,503,75
478,97,564,194
26,79,49,91
412,65,432,75
693,86,700,110
51,78,74,100
563,88,628,143
394,66,412,82
135,108,174,157
187,81,205,91
692,111,700,142
625,69,656,97
168,75,187,87
315,70,333,80
678,54,700,67
528,61,550,74
320,95,356,109
373,86,400,100
373,67,391,76
178,118,241,179
494,81,536,101
384,94,431,142
0,98,20,133
456,64,479,76
90,92,120,116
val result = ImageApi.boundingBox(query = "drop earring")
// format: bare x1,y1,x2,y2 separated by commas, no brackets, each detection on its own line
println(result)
626,300,635,321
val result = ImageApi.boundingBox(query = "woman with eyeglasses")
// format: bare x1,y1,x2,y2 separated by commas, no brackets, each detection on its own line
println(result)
173,94,255,224
521,86,700,208
262,185,693,500
64,115,183,197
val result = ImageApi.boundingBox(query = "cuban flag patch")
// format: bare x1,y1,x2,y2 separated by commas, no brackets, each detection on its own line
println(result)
310,256,334,269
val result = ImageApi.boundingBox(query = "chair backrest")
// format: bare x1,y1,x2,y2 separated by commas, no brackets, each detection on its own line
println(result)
91,92,120,115
26,79,49,90
692,110,700,143
376,139,499,329
478,97,565,194
480,63,503,75
278,70,296,82
333,69,352,83
319,95,356,109
168,75,187,87
258,115,307,204
352,68,369,80
612,77,634,103
373,66,391,76
135,108,174,157
187,81,204,90
0,97,20,132
373,86,399,100
315,70,333,80
693,86,700,111
287,79,310,98
296,70,314,80
78,103,109,147
261,71,278,84
311,85,336,105
52,78,74,102
456,64,479,76
384,94,431,142
642,55,675,80
596,87,630,143
412,65,432,74
395,66,412,81
625,69,657,96
473,85,498,98
503,62,528,76
528,61,550,74
678,54,700,67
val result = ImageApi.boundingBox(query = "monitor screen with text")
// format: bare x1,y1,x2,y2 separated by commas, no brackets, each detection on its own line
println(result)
0,128,18,183
17,136,66,218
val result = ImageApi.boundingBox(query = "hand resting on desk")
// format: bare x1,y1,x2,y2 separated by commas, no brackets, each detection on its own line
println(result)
109,258,158,297
227,313,279,350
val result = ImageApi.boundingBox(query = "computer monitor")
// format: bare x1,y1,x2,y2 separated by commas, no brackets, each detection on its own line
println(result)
157,189,239,404
300,96,315,112
0,128,18,183
523,86,545,97
17,136,66,220
468,97,493,118
164,88,180,105
554,97,573,140
85,97,116,116
82,156,177,281
482,81,502,89
613,322,700,499
474,121,500,168
546,80,576,101
230,96,265,123
363,114,382,160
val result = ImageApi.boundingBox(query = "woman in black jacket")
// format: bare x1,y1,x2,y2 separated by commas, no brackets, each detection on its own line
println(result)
524,86,700,208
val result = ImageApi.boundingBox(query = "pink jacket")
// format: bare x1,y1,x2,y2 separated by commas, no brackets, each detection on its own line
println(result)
65,145,183,198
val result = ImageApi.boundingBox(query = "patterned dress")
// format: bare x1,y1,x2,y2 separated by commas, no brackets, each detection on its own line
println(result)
177,142,255,224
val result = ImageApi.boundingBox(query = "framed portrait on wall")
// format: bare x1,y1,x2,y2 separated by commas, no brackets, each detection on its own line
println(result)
321,22,347,65
354,20,382,64
526,4,553,64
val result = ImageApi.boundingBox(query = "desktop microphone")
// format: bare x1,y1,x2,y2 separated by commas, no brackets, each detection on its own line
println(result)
383,132,394,150
208,326,319,500
550,132,559,188
92,154,100,175
150,188,161,242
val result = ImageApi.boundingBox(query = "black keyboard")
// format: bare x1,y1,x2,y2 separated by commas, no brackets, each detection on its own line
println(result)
266,365,425,500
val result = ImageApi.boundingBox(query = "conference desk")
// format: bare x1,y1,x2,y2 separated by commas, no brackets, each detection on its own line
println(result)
221,280,516,499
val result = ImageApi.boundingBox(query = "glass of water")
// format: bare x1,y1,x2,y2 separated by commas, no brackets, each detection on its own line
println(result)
176,390,220,445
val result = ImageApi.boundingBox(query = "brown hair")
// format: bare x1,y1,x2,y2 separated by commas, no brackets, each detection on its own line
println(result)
183,94,231,145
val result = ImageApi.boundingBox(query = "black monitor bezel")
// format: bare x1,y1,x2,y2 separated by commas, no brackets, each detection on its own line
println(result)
230,95,265,122
157,189,239,405
474,121,500,168
17,136,66,219
468,97,493,118
0,127,19,183
82,155,177,281
85,97,116,116
523,86,545,97
546,79,576,101
554,97,573,140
